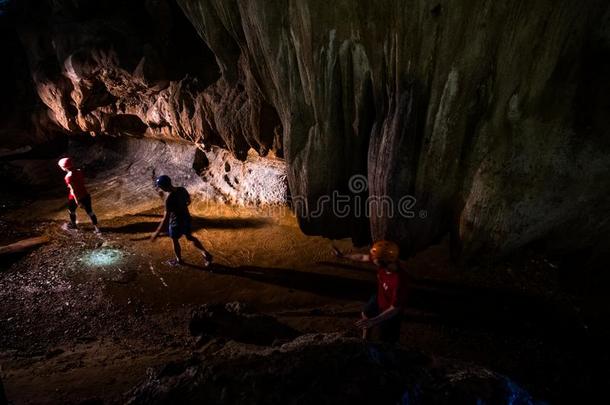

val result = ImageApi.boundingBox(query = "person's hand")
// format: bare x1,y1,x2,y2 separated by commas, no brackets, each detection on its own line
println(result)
355,318,377,329
331,244,343,258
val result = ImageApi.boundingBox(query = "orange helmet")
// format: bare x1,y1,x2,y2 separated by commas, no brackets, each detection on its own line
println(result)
370,240,400,263
58,157,73,170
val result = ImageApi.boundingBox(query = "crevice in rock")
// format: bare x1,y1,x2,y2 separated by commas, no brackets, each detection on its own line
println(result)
105,114,148,136
192,147,209,174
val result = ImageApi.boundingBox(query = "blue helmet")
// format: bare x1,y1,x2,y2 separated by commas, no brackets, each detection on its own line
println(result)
156,175,172,189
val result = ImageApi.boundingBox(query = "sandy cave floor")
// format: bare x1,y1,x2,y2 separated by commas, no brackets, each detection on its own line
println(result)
0,175,606,404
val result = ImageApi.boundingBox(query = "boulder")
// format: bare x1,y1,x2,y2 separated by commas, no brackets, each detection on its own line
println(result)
125,333,540,404
189,302,299,346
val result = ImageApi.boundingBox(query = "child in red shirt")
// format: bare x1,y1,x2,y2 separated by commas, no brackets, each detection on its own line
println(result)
334,240,407,343
58,157,100,233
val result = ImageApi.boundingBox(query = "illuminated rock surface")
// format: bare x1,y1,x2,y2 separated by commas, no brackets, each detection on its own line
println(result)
176,0,610,259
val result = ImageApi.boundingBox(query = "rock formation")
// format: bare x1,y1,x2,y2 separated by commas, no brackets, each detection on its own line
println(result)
189,302,299,345
125,333,539,404
2,0,610,260
7,0,282,159
177,0,610,260
0,373,7,405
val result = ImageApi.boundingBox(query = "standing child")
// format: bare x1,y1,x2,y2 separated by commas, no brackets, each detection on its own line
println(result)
150,175,212,267
58,157,100,233
334,240,408,343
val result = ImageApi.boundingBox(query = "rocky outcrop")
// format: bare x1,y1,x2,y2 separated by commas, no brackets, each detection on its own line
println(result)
0,373,7,405
177,0,610,260
197,147,287,205
189,302,299,345
4,0,610,260
70,136,288,208
9,0,282,159
125,333,539,404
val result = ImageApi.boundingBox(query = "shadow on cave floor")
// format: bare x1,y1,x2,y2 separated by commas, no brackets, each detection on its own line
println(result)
315,259,587,338
173,259,587,342
188,263,373,302
102,215,272,234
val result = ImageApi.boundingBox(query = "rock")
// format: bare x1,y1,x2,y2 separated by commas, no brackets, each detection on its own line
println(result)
124,333,541,404
189,303,299,346
197,146,287,205
0,236,50,256
0,373,6,405
176,0,610,261
66,136,287,207
6,0,281,159
45,348,65,359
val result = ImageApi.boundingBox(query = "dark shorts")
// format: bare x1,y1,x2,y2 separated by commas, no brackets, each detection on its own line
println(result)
169,218,192,239
68,194,93,213
363,294,402,343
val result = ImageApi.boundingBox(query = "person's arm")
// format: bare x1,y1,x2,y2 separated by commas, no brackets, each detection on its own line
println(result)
65,174,79,204
332,245,371,262
355,306,401,329
150,210,169,241
68,183,79,204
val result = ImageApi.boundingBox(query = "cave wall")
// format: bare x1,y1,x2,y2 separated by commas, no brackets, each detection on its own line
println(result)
177,0,610,259
0,1,54,153
8,0,282,159
3,0,610,260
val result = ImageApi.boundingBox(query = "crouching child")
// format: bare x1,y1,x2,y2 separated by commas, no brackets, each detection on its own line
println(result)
334,240,408,343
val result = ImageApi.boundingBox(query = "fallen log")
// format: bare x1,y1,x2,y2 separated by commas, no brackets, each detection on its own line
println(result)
0,236,49,256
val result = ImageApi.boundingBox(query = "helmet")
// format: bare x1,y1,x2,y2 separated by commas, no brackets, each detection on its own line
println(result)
58,157,73,170
370,240,400,264
156,175,172,189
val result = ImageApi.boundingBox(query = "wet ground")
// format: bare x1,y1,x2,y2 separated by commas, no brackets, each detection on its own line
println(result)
0,157,607,404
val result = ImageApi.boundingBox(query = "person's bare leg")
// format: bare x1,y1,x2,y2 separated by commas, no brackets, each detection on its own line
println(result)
82,196,100,233
86,211,100,233
361,312,370,340
68,200,78,228
172,238,183,264
185,234,212,264
68,211,77,228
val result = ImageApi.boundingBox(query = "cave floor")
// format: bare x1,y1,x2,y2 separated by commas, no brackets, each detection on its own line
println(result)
0,185,604,404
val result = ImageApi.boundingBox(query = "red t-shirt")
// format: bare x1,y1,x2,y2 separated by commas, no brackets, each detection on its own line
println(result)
64,170,88,200
377,267,408,311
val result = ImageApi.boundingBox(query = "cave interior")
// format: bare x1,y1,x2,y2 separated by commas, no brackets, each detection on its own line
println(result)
0,0,609,404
